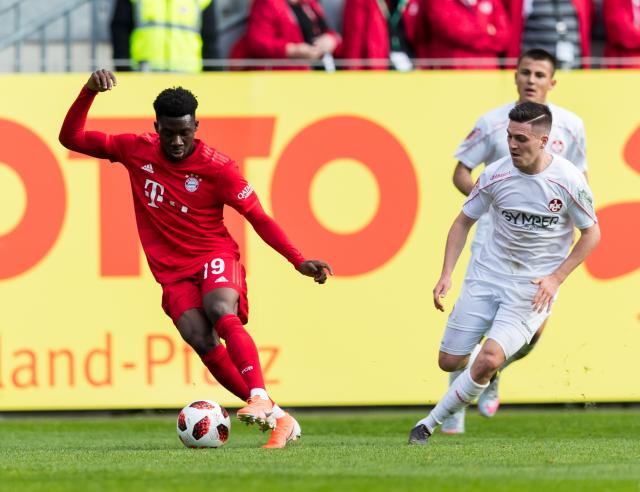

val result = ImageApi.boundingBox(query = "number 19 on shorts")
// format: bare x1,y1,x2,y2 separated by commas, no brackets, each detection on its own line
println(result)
203,258,225,279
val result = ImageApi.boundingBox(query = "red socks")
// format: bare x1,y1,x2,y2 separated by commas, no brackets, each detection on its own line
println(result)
200,344,250,402
214,314,266,392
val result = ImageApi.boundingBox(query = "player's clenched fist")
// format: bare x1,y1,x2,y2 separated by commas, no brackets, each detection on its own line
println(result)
86,69,117,93
297,260,333,284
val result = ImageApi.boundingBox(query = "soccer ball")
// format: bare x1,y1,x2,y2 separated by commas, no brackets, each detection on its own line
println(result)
177,400,231,448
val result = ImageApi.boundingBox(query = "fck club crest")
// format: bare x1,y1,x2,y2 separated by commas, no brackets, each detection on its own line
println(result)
184,173,202,192
548,198,563,212
551,139,565,154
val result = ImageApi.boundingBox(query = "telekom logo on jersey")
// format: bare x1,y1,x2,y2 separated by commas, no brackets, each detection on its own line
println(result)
144,179,189,213
0,116,418,280
145,179,164,208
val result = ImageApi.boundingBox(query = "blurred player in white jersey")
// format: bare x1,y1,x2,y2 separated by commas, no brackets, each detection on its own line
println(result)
442,48,589,434
408,102,600,445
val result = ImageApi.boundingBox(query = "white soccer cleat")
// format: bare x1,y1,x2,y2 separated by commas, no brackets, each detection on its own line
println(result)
441,407,465,434
478,373,501,418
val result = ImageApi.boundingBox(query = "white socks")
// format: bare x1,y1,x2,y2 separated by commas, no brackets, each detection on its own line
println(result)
448,343,481,392
272,404,286,419
250,388,269,400
417,369,488,434
249,388,286,419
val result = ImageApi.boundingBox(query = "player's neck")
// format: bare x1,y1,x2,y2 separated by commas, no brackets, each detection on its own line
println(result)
520,152,552,175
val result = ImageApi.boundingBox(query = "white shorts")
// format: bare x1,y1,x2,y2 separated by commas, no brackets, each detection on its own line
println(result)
440,262,552,359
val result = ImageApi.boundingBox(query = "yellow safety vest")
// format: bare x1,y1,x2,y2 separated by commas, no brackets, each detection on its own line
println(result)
130,0,212,73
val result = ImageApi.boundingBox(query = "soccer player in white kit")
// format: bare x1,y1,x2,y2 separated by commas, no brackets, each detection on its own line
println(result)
442,49,589,434
408,102,600,445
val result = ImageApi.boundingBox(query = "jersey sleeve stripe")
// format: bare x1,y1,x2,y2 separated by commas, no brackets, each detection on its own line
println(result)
546,178,597,223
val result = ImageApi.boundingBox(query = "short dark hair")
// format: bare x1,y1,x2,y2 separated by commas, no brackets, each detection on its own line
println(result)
517,48,557,74
153,87,198,118
509,102,552,133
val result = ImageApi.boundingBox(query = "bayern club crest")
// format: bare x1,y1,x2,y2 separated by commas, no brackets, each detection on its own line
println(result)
184,173,201,192
548,198,563,212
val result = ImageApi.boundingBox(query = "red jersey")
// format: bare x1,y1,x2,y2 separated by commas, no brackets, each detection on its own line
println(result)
60,87,305,284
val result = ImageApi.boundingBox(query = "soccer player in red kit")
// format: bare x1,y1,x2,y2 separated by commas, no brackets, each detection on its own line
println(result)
59,69,333,449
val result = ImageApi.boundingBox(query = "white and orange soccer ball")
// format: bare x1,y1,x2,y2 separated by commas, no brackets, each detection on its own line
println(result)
177,400,231,448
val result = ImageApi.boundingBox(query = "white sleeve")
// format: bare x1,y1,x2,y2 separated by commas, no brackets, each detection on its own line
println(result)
462,171,493,219
454,116,492,170
565,175,597,229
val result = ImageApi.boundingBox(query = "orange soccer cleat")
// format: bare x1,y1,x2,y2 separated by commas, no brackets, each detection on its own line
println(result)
237,396,275,431
262,413,301,449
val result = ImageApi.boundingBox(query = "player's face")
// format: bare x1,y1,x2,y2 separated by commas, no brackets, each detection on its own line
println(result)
155,115,198,161
515,58,556,104
507,121,548,171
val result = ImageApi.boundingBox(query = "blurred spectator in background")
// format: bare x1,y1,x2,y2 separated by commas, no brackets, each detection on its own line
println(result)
111,0,219,72
602,0,640,67
419,0,510,69
230,0,341,70
340,0,425,70
504,0,593,68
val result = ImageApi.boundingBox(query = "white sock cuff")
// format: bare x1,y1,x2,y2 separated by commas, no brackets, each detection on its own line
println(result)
462,369,489,391
249,388,269,400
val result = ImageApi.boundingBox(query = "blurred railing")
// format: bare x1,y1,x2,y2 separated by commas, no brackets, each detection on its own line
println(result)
0,0,111,72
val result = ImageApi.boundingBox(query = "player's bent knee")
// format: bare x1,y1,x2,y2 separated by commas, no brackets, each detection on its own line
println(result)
438,352,467,372
473,352,502,376
205,300,236,325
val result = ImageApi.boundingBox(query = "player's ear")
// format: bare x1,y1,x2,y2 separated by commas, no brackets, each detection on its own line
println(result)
154,121,159,133
194,119,199,132
540,134,549,147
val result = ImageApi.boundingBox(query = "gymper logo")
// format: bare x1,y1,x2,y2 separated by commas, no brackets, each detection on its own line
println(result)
501,210,559,229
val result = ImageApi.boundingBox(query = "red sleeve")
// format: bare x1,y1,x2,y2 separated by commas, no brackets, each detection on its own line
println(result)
218,162,305,268
59,86,138,163
244,0,291,59
244,202,306,268
59,86,112,159
604,0,640,49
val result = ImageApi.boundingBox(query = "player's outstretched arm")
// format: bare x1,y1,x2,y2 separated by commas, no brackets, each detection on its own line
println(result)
59,69,118,159
433,212,476,311
531,223,601,313
244,203,333,284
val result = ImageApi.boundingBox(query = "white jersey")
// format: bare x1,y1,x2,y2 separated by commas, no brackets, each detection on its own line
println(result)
454,101,588,256
462,155,597,279
455,102,587,173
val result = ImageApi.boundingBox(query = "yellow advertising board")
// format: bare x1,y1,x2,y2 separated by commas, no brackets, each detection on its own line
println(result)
0,71,638,410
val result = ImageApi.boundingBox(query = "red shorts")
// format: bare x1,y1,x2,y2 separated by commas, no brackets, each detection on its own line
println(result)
161,253,249,324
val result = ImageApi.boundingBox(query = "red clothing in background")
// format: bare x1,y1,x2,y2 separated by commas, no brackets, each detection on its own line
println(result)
420,0,510,69
230,0,341,70
341,0,424,69
59,87,305,284
603,0,640,67
503,0,593,62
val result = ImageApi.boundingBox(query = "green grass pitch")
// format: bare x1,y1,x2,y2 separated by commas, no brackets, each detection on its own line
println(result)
1,408,639,491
